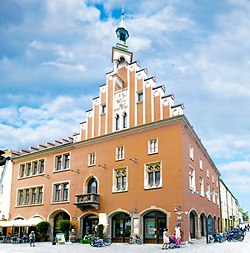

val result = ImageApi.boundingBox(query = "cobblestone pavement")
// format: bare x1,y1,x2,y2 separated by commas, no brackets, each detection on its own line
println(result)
0,233,249,253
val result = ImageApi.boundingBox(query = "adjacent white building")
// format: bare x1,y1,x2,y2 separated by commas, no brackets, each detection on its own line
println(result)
0,151,13,234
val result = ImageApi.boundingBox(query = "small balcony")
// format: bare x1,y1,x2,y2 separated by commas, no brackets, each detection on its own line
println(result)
74,193,100,210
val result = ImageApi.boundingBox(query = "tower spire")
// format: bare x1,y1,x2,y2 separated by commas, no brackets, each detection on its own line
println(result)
116,8,129,50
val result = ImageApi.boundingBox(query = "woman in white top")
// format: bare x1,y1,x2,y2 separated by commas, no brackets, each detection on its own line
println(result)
162,228,169,249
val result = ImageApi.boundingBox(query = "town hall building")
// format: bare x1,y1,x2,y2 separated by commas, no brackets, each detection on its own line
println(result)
5,11,221,243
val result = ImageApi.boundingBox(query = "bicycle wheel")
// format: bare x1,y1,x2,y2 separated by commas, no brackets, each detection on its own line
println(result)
136,238,142,244
128,237,134,244
220,236,226,243
103,237,112,246
237,235,244,242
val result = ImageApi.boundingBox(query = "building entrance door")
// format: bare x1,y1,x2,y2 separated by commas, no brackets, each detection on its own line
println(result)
144,211,166,244
53,212,70,237
82,214,99,237
112,213,131,243
190,212,195,239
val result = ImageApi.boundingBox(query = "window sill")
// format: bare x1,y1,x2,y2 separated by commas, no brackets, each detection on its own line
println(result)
18,173,45,179
144,185,162,190
53,168,70,173
148,152,158,156
116,158,124,162
51,201,69,205
16,203,43,208
112,189,128,194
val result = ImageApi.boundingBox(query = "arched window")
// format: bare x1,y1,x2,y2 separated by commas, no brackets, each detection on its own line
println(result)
123,112,127,128
87,178,97,194
115,114,120,130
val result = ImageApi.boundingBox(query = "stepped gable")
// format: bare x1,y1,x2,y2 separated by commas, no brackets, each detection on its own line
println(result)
77,9,184,142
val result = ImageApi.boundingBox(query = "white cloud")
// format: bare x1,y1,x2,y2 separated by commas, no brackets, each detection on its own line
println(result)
204,134,250,160
219,161,250,172
0,96,91,151
42,61,85,72
43,0,100,31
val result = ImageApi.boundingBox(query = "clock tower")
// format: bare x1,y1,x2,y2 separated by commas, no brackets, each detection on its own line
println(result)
112,9,133,71
116,8,129,49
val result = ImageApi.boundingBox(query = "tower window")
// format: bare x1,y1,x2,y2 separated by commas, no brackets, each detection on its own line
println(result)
137,91,143,102
101,104,106,114
115,114,120,130
123,112,127,128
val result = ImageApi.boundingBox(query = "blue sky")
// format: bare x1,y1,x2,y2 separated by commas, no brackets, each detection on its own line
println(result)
0,0,250,213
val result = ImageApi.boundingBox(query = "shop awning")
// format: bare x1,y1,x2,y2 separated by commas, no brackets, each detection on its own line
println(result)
0,217,43,227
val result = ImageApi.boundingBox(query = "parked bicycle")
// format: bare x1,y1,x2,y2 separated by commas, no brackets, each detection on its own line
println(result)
208,233,226,243
226,228,244,242
90,236,112,247
128,235,142,244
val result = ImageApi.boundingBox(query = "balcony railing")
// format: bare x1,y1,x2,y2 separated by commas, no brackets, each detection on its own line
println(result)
74,193,100,210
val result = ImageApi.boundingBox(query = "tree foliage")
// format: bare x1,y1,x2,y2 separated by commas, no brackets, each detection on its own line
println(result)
57,219,71,232
36,221,50,234
239,207,249,221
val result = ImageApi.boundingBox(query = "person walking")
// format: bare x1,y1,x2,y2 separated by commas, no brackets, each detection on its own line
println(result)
29,231,35,247
162,228,169,249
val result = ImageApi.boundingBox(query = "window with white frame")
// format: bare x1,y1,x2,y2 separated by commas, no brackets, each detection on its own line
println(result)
216,180,218,188
39,159,45,174
189,145,194,160
55,155,62,171
18,190,24,205
113,168,127,192
37,187,43,203
148,138,158,154
199,158,203,170
26,163,31,176
31,188,36,204
53,182,69,202
212,188,216,203
207,168,209,178
116,146,124,160
206,183,211,201
88,153,96,166
62,183,69,201
55,153,70,171
212,175,215,183
24,189,30,205
144,162,162,189
32,161,38,175
64,153,70,169
189,166,196,191
17,186,44,206
199,176,204,197
19,160,45,178
20,164,25,178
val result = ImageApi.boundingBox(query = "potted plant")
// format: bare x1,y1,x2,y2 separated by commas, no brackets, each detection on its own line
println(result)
36,221,50,242
57,220,71,242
